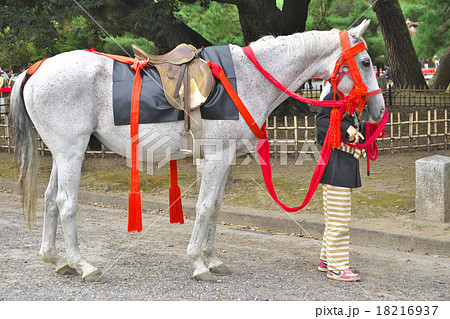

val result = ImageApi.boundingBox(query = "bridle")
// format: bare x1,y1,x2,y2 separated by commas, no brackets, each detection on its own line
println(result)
242,29,384,150
327,30,382,116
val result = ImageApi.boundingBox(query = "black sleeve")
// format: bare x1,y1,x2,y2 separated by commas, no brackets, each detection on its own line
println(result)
315,107,353,146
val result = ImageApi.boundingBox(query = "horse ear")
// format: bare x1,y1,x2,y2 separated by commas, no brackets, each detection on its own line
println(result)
349,19,371,40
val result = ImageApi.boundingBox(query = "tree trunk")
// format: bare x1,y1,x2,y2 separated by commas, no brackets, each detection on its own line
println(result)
213,0,312,116
143,18,212,53
91,0,212,53
372,0,428,88
430,47,450,90
215,0,310,43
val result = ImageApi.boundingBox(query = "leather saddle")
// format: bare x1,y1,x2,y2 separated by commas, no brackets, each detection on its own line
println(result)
133,43,214,154
132,43,214,113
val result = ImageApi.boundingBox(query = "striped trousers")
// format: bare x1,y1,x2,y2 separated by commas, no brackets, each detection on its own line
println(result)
320,184,352,271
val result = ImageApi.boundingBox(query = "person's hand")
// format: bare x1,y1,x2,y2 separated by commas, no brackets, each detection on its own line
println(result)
347,126,364,143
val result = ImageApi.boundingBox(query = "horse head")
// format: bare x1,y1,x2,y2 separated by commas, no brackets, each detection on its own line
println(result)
332,19,385,123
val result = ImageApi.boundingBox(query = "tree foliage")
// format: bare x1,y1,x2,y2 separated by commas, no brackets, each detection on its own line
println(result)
306,0,386,65
0,0,211,67
2,0,447,89
0,0,104,67
401,0,449,60
177,1,245,46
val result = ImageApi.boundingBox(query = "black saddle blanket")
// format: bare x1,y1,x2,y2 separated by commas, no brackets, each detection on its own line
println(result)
113,44,239,125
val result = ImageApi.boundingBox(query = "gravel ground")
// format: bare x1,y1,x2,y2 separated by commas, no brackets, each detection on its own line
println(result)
0,191,448,301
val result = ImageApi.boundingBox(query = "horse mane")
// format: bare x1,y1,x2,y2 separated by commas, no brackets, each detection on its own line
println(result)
251,29,341,59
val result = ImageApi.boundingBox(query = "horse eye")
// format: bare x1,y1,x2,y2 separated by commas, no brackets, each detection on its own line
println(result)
362,59,371,68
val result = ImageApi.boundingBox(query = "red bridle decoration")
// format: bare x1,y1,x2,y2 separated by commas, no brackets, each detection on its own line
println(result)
327,30,367,149
242,30,382,150
328,30,368,111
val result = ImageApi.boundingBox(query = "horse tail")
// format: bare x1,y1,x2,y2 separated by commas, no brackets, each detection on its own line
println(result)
10,72,38,229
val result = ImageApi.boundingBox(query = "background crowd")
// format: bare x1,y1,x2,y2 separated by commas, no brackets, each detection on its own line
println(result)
0,65,28,88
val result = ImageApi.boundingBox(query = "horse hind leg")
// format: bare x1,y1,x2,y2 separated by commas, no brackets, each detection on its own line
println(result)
54,143,103,282
39,162,78,276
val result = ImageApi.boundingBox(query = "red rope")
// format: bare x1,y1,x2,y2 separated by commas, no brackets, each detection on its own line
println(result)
207,61,264,138
209,34,389,212
344,110,389,175
84,49,147,232
242,46,348,108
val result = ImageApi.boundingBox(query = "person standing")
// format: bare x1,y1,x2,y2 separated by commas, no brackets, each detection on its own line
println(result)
385,66,392,81
434,55,440,69
0,66,9,80
315,83,363,281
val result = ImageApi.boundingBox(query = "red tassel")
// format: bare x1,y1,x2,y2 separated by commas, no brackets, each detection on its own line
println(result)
346,86,367,117
169,160,184,224
128,191,143,232
328,107,341,150
127,60,146,232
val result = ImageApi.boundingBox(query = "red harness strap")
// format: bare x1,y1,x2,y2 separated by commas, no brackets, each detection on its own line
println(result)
84,49,148,232
241,46,348,109
208,62,264,139
243,30,385,151
84,49,185,230
208,28,388,212
24,50,185,232
27,58,50,76
127,61,146,232
209,60,388,212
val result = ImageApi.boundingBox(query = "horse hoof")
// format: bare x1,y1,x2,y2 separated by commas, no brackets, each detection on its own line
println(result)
82,270,104,283
210,264,232,276
56,265,79,276
194,271,219,282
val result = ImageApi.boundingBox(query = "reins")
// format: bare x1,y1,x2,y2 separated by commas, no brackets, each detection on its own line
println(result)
208,29,388,213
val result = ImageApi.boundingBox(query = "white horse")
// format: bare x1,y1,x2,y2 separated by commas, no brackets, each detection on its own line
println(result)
10,20,384,282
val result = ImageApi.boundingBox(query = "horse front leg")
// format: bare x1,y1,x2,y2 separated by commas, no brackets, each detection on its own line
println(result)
187,157,231,282
39,162,78,276
202,167,233,277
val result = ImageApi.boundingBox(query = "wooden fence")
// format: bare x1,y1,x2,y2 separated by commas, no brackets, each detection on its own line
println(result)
1,86,449,158
0,97,11,153
265,109,449,159
385,84,449,109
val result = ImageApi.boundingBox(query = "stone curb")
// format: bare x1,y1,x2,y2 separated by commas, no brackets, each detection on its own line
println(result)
2,181,448,256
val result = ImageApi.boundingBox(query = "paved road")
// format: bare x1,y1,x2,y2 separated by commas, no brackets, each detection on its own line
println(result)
0,191,448,301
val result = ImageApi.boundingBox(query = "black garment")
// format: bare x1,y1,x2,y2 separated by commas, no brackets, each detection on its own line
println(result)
315,89,363,188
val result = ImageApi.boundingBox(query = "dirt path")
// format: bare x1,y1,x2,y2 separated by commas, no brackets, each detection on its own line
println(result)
1,149,449,241
0,192,448,301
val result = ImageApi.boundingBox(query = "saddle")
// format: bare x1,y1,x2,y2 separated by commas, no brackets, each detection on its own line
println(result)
133,44,214,154
132,44,214,113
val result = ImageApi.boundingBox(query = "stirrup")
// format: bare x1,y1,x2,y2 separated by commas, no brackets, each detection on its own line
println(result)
180,130,195,155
